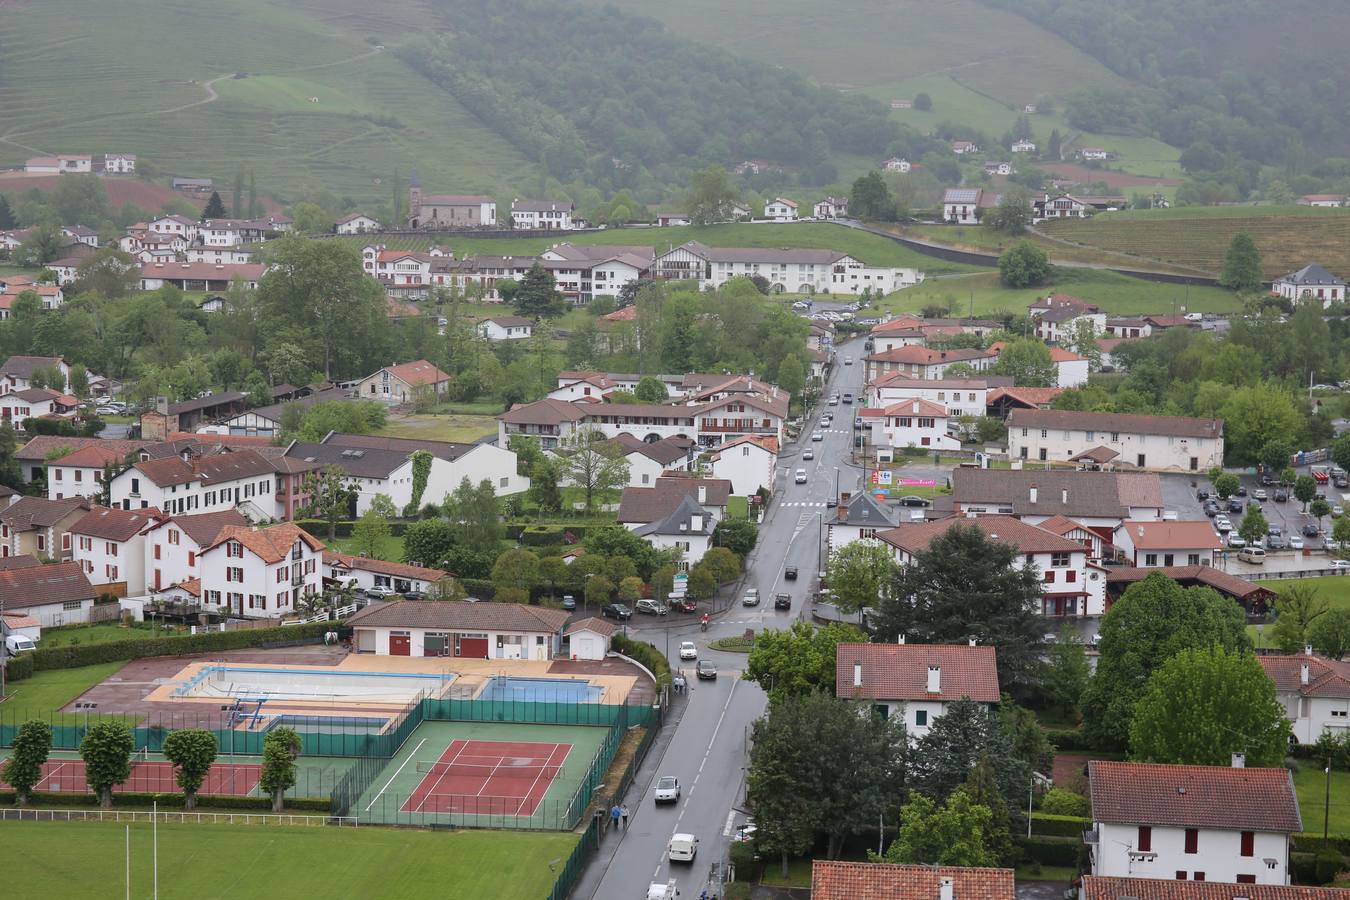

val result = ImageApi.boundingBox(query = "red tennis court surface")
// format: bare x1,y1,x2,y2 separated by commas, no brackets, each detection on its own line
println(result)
401,739,571,817
0,759,263,796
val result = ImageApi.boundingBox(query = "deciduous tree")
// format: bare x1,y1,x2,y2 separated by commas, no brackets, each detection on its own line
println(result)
528,456,563,514
713,517,758,557
746,621,867,699
998,241,1050,288
1212,472,1240,499
1045,623,1091,721
80,721,134,808
442,477,503,553
1220,232,1262,292
1268,584,1331,652
350,507,392,559
875,789,998,867
1,720,51,805
1309,607,1350,658
686,165,740,226
299,465,357,540
826,540,897,618
492,548,540,596
555,427,629,515
1238,505,1269,546
850,171,894,221
992,337,1056,387
1130,645,1290,767
162,728,219,810
261,727,301,812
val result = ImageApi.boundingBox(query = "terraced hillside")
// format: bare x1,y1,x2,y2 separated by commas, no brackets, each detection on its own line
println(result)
1038,208,1350,280
0,0,534,204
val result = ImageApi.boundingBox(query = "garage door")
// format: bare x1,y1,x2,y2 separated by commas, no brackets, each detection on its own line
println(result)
457,637,489,659
389,633,411,656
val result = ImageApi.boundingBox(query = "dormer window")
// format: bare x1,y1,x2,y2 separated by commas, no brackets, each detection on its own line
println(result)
226,541,243,558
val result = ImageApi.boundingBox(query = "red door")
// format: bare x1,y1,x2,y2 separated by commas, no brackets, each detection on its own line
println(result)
458,638,489,659
389,634,411,656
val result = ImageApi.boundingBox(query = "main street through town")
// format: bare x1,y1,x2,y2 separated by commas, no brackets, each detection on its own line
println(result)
575,337,867,899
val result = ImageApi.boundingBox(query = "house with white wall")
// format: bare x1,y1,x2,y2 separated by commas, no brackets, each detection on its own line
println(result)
336,214,382,235
143,509,249,596
813,197,848,219
942,188,997,224
0,388,66,431
835,642,1000,738
764,198,798,221
881,158,911,173
814,862,1014,900
0,496,91,561
109,450,282,518
651,241,921,296
1032,303,1105,343
1272,264,1345,307
1087,760,1300,885
564,617,617,661
0,559,98,626
866,377,991,419
477,316,533,341
860,399,960,452
354,360,451,406
1008,409,1225,471
864,346,995,382
347,600,569,659
71,506,160,595
1258,652,1350,745
325,552,454,597
1114,520,1221,568
826,491,899,556
47,443,130,501
185,246,255,265
877,514,1105,617
198,523,325,619
632,494,713,569
595,435,693,489
148,215,199,243
0,356,71,393
701,435,778,496
511,200,575,230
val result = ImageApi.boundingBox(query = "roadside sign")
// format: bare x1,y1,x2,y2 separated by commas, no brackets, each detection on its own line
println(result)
870,470,894,486
898,477,935,487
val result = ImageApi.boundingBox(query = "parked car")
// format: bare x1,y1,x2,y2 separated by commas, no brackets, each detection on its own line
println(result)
1196,489,1209,501
1335,505,1346,518
1290,536,1305,550
742,588,760,607
673,597,699,613
1215,519,1232,533
784,565,798,580
1305,523,1323,538
678,642,697,661
561,594,576,610
774,593,791,610
1253,489,1268,501
635,599,668,616
1236,485,1247,496
1274,490,1289,502
1237,546,1266,564
696,660,717,680
825,498,837,508
1228,499,1244,513
601,603,632,620
1227,536,1248,549
1329,560,1350,571
655,776,682,803
1202,502,1218,518
802,448,814,460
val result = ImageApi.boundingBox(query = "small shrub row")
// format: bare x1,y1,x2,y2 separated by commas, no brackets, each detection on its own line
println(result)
1293,833,1350,856
0,790,330,812
611,634,672,690
1030,812,1091,838
1017,836,1082,867
3,652,35,682
294,520,411,540
1044,728,1121,754
1291,849,1349,885
29,622,332,672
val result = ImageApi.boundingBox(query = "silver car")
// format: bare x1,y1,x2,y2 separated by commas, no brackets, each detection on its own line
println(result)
654,775,681,804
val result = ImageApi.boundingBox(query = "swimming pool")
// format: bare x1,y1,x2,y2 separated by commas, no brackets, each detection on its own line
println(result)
478,676,603,704
175,666,454,703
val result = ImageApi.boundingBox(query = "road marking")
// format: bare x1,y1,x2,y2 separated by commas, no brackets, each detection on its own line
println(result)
365,737,425,812
672,677,739,833
723,809,737,837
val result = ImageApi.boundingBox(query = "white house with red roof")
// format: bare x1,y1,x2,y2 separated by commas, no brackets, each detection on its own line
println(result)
138,262,266,292
148,214,200,243
813,862,1014,900
1088,760,1301,885
70,506,161,595
1114,520,1222,568
354,359,451,405
860,398,959,452
47,443,130,501
876,514,1106,616
1007,409,1225,471
864,346,996,382
764,198,798,221
868,376,992,419
198,523,325,619
835,641,1000,737
142,509,249,596
701,434,778,496
1258,651,1350,744
336,213,382,235
0,387,69,431
477,315,533,342
324,552,454,597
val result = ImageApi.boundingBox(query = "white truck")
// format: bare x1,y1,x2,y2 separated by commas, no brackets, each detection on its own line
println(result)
646,881,679,900
4,633,37,656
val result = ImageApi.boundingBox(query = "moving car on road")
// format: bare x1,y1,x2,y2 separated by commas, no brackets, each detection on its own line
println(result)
601,603,632,620
784,565,798,580
679,641,697,660
668,833,699,863
655,776,681,803
696,660,717,680
774,593,791,610
742,588,760,606
811,431,823,442
802,448,814,460
795,469,808,484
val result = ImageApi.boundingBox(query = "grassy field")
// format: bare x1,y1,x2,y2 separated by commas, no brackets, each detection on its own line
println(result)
35,623,178,648
0,661,128,712
327,534,406,562
883,268,1241,318
376,413,498,444
334,222,978,273
0,0,533,204
1040,208,1350,280
0,820,578,900
1293,767,1350,835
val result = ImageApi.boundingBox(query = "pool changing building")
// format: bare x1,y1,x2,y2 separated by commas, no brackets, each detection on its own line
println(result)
347,600,571,660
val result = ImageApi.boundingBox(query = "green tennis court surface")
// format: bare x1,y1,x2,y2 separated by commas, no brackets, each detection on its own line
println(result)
352,720,609,828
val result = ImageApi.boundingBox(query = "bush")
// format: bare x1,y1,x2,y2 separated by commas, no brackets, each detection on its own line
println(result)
1044,727,1118,753
1315,848,1345,885
1029,812,1091,838
459,578,496,600
1040,787,1090,817
3,652,34,682
495,587,529,604
727,840,756,873
1017,836,1081,867
29,623,332,672
611,633,672,690
0,790,330,811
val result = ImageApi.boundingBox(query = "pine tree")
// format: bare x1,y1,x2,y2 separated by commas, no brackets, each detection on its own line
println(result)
247,173,258,218
202,191,227,220
962,754,1018,865
232,170,244,218
0,194,15,229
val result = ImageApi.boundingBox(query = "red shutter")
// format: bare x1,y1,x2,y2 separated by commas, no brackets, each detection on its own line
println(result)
1240,831,1254,857
1184,829,1198,854
1138,826,1152,852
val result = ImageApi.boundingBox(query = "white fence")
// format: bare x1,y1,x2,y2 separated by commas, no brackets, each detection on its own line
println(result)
285,602,360,626
0,808,358,827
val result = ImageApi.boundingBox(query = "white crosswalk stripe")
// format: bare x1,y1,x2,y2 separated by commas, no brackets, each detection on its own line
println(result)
782,501,827,508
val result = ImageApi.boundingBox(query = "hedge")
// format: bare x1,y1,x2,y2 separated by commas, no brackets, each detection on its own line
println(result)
611,634,672,690
0,790,330,812
29,622,332,672
294,519,411,540
1017,836,1082,867
1030,812,1091,838
1294,833,1350,856
1044,728,1122,754
3,652,35,682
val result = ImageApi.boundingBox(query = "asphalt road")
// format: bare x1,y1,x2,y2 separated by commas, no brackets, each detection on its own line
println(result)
576,340,867,899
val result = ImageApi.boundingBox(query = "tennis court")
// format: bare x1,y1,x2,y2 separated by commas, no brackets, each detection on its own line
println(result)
353,720,610,828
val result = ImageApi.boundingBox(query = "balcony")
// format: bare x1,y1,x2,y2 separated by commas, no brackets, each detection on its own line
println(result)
699,422,778,434
291,573,305,587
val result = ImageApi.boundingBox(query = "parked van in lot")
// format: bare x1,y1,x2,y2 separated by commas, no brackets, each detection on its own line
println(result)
1237,547,1266,564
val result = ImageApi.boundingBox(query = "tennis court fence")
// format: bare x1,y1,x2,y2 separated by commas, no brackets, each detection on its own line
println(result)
0,808,358,827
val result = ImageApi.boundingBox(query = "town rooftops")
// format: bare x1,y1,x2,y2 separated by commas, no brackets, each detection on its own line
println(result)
866,346,994,366
0,561,96,611
1082,876,1350,900
483,315,532,328
1119,519,1222,550
161,391,248,417
876,514,1082,556
666,240,849,267
833,491,898,527
1008,408,1224,440
500,398,590,426
951,468,1165,518
618,477,732,523
1030,293,1099,313
630,435,696,466
1258,654,1350,699
138,263,267,281
986,386,1063,408
836,642,1000,703
633,493,714,538
207,523,325,563
871,375,995,391
0,355,65,379
70,506,162,541
1277,263,1345,286
813,861,1014,900
564,616,617,638
512,199,574,213
0,496,91,530
324,552,452,584
1088,760,1301,832
321,432,476,463
1103,565,1274,606
1071,446,1121,464
145,509,249,547
17,437,151,462
378,360,451,387
42,443,128,470
284,441,412,479
132,448,277,488
942,188,983,204
420,194,494,204
347,599,570,633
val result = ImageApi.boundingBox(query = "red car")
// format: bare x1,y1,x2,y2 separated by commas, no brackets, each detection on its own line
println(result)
675,598,699,613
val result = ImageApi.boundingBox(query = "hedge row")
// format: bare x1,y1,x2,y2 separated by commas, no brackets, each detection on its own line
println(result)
294,519,411,540
2,652,35,682
28,622,332,672
1030,812,1091,838
1017,836,1082,867
1044,728,1122,754
0,790,329,812
1291,850,1349,886
1294,833,1350,856
611,634,672,690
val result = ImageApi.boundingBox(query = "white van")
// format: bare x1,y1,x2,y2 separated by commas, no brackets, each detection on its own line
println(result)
1237,547,1266,564
647,881,679,900
4,634,36,655
667,833,699,863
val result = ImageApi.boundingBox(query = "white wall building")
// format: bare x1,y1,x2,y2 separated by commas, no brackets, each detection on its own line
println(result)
1088,760,1300,885
1008,409,1225,472
109,450,282,519
825,493,900,556
1272,264,1346,307
836,642,1000,739
477,316,533,342
1113,520,1221,568
859,399,961,452
0,560,97,626
764,198,799,221
324,553,454,597
336,214,383,235
866,377,990,419
71,506,159,596
198,523,324,619
701,435,778,496
1258,653,1350,745
143,510,248,595
651,240,922,296
511,200,576,230
347,600,569,659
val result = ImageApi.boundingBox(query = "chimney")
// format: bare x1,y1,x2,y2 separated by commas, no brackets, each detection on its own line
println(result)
1029,484,1038,504
698,485,707,504
1305,644,1314,656
853,661,863,688
897,634,906,645
927,665,941,693
1301,663,1310,686
1231,752,1245,769
968,637,977,647
940,878,954,900
841,491,852,506
1062,488,1068,504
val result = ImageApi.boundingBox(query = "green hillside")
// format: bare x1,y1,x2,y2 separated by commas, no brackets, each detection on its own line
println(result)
0,0,536,204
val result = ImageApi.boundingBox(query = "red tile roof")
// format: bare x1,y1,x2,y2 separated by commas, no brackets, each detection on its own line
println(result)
347,599,570,633
876,515,1083,556
564,616,617,638
208,523,325,563
145,509,248,547
0,561,97,611
1258,654,1350,700
879,398,950,418
70,506,161,541
380,359,450,387
324,552,452,583
865,346,994,366
1119,520,1222,551
48,443,131,469
1008,408,1223,440
812,861,1014,900
1081,876,1350,900
835,642,1000,703
1088,761,1301,832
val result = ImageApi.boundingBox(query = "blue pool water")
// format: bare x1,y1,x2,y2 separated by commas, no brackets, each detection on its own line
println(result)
478,676,603,704
175,665,453,702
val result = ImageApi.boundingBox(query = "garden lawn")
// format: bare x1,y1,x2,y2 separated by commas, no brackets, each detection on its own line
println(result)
376,413,497,443
726,496,749,519
0,820,578,900
1293,767,1350,836
0,661,127,712
1256,577,1350,611
327,534,405,563
36,623,175,648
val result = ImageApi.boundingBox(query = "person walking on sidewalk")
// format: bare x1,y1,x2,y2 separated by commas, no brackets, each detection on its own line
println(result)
611,803,622,830
621,804,630,828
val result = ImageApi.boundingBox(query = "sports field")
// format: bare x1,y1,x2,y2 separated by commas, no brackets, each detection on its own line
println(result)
0,749,353,800
0,820,578,900
352,719,609,828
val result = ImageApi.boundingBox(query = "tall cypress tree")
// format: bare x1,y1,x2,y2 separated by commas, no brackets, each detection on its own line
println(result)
0,194,15,229
202,191,227,219
232,169,244,218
